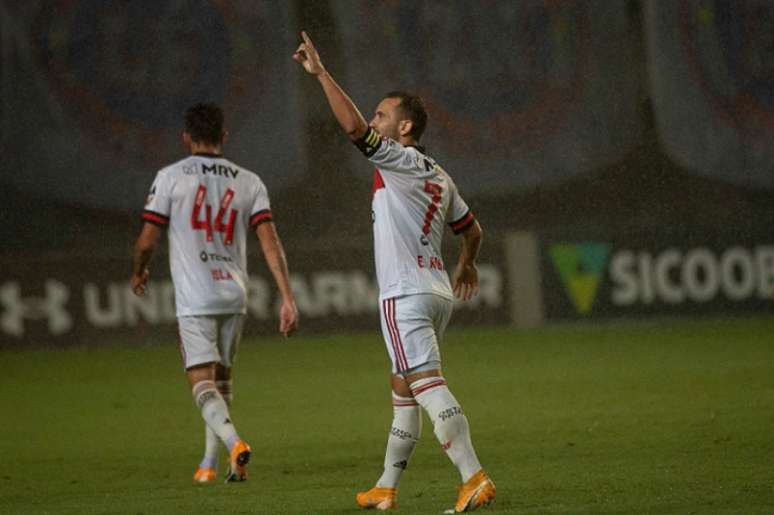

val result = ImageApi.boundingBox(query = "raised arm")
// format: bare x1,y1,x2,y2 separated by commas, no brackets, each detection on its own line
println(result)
255,221,298,337
131,223,162,296
293,31,368,140
452,221,483,301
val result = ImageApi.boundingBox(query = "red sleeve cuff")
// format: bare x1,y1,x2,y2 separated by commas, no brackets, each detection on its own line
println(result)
142,210,169,227
250,209,273,227
449,210,475,235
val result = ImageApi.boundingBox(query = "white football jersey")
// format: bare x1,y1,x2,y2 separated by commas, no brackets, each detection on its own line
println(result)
142,153,272,316
360,129,475,301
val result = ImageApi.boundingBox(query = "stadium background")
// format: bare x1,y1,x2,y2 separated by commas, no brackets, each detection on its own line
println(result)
2,0,773,345
2,2,774,514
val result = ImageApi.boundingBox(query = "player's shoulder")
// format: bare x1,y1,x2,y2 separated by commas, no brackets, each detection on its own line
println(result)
226,159,265,187
408,146,455,180
157,155,197,178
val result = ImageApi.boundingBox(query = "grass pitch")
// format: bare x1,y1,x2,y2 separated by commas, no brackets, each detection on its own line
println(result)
2,317,774,514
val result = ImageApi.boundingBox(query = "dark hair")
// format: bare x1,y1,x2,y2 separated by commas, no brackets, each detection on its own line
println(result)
184,103,224,145
384,91,428,141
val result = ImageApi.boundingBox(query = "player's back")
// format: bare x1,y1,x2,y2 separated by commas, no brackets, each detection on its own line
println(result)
143,154,272,316
367,138,474,301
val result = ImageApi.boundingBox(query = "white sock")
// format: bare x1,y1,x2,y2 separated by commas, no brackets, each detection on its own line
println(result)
410,377,482,483
199,380,233,470
192,380,240,451
375,393,422,488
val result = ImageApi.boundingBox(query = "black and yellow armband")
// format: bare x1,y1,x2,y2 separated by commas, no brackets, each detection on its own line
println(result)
353,127,382,157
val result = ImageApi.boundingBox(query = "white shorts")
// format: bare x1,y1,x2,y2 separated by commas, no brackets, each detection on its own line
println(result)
177,314,245,370
379,293,453,375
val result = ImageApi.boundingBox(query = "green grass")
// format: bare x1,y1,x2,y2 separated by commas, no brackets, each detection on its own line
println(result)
2,317,774,514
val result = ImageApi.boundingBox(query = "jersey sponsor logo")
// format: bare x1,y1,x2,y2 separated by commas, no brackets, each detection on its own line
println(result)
549,242,610,315
201,163,240,178
199,251,234,263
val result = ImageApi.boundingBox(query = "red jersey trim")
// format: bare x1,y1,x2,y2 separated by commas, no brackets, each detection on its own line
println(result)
372,169,385,197
250,209,273,227
142,210,170,227
449,210,475,235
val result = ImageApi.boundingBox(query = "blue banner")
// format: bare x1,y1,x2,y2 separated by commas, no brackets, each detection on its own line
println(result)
646,0,774,189
1,1,305,210
331,1,643,194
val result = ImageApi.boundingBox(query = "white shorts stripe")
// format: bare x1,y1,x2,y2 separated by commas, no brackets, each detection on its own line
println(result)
391,298,410,371
384,298,408,371
383,299,401,371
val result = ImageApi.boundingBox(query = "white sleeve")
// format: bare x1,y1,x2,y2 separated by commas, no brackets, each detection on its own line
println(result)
248,180,273,227
141,170,172,227
353,127,415,174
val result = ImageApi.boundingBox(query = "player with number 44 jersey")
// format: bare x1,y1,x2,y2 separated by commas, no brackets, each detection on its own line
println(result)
130,103,298,485
294,32,495,513
143,146,271,316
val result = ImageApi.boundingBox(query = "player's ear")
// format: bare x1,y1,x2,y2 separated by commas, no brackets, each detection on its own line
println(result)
222,129,229,146
182,131,192,146
398,119,413,138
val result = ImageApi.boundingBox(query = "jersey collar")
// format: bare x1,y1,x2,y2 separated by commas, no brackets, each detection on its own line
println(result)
193,152,223,158
406,144,426,153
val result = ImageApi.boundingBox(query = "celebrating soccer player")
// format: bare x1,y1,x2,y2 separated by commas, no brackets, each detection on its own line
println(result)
293,32,495,512
130,103,299,483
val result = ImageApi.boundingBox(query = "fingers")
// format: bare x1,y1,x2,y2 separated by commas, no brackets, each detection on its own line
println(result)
131,272,149,297
453,280,478,301
279,303,298,338
280,317,297,338
131,280,146,296
292,43,306,63
301,30,313,47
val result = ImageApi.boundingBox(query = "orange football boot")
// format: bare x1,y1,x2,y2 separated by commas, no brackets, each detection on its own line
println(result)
356,486,397,510
454,469,496,512
224,440,251,482
193,467,216,483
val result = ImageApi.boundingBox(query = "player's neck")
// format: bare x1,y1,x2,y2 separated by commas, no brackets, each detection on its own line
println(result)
189,141,223,156
398,135,418,148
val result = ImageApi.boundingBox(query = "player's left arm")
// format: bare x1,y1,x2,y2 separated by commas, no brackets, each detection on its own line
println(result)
452,220,483,301
131,223,162,296
293,31,369,141
255,221,299,337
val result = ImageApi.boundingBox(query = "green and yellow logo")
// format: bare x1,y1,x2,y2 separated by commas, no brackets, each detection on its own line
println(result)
549,243,610,314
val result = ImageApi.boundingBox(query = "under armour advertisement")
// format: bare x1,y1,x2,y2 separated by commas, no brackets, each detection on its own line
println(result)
0,249,506,347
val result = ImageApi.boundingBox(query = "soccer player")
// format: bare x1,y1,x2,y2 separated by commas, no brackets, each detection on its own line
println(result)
130,103,298,483
293,32,495,512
